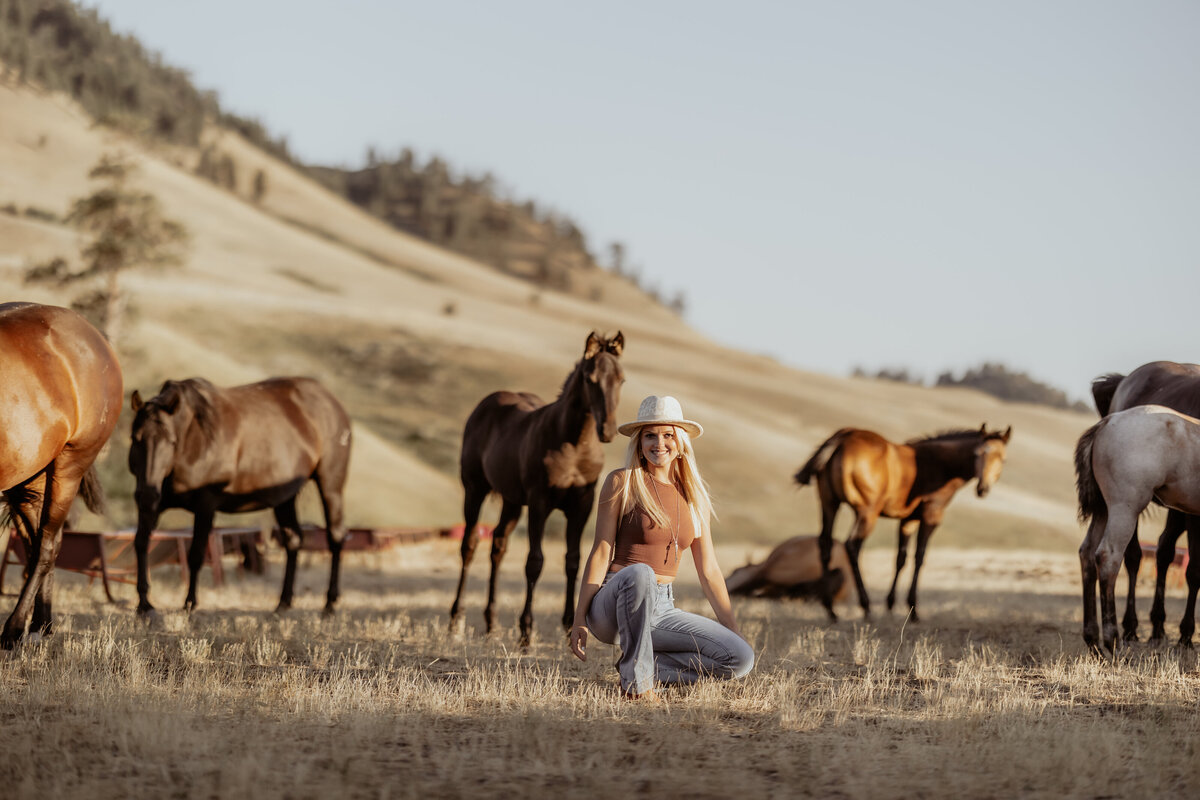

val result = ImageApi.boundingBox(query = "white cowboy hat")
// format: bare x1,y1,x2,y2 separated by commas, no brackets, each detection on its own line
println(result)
618,395,703,438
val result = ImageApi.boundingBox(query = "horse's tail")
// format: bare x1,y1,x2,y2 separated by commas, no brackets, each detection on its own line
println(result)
1074,421,1105,523
1090,373,1124,417
794,428,853,486
78,465,106,516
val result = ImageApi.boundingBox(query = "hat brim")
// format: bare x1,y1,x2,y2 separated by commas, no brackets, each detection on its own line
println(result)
618,419,703,438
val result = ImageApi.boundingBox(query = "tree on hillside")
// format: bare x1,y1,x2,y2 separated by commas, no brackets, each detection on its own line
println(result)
25,152,188,344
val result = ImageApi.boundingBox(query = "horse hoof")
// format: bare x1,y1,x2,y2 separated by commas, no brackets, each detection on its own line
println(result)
274,603,292,614
518,635,532,649
909,610,921,624
321,605,336,618
1179,637,1194,649
1123,630,1139,643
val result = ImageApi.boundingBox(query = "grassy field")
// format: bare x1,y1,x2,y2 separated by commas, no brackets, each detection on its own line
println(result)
3,538,1198,799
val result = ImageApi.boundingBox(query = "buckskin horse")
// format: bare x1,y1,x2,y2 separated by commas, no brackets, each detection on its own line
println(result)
1090,361,1200,643
1075,405,1200,653
450,331,624,646
129,376,351,615
0,302,123,648
795,424,1012,622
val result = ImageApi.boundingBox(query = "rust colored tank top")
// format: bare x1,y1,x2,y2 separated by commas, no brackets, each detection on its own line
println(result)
611,479,697,579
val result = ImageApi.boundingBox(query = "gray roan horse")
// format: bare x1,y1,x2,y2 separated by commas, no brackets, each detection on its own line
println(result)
0,303,123,648
1090,361,1200,642
1076,404,1200,653
129,377,352,615
450,331,624,646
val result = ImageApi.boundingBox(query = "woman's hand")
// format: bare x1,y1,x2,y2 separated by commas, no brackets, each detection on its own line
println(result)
569,625,589,661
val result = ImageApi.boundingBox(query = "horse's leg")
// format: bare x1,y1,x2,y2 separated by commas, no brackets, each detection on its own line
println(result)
274,498,303,612
905,520,939,623
449,483,489,626
314,475,347,616
483,499,523,635
1097,506,1139,654
886,517,918,612
517,500,551,647
1120,520,1142,641
845,509,880,618
183,507,216,612
1150,510,1188,641
1079,509,1106,653
1177,520,1200,648
816,475,841,622
133,500,162,617
560,489,594,633
1,471,56,647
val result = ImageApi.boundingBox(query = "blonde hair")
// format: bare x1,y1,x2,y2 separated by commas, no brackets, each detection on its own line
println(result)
615,424,715,530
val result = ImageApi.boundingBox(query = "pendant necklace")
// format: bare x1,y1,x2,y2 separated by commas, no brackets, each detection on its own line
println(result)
650,476,680,565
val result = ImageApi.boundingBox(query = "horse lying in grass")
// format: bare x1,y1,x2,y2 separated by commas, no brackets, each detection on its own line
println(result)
1075,404,1200,653
795,424,1012,622
725,535,849,602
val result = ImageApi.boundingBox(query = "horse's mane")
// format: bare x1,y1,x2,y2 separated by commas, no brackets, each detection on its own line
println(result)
158,378,221,443
906,428,991,447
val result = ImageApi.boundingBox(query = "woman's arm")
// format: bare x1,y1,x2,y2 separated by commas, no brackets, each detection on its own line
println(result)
690,516,743,637
569,470,623,661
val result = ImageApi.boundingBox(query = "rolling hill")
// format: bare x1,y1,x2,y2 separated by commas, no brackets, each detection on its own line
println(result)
0,75,1096,553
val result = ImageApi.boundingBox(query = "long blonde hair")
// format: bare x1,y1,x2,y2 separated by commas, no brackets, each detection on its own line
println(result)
615,425,715,530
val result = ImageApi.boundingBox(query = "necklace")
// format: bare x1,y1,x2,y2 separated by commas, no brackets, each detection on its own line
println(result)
649,476,681,565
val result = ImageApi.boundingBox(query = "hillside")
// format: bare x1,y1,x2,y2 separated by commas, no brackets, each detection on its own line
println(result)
0,76,1096,554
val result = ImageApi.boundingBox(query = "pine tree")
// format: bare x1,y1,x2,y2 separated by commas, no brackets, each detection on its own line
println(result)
25,152,188,344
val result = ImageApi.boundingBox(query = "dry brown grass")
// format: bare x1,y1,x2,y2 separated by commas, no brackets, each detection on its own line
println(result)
3,541,1198,799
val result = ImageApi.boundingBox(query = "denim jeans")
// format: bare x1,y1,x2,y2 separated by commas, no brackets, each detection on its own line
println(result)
586,562,755,695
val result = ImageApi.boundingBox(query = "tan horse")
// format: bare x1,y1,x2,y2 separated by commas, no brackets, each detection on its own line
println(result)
1076,405,1200,653
795,425,1012,622
0,303,123,648
725,536,850,602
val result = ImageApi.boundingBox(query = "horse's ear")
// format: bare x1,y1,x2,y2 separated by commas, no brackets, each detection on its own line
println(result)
583,331,603,359
1002,425,1012,443
606,331,625,357
979,423,987,435
131,390,143,412
160,382,183,414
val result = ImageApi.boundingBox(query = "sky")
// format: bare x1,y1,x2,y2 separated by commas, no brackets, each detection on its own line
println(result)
85,1,1200,401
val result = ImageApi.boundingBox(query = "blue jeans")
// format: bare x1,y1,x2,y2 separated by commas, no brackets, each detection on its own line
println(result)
586,563,755,695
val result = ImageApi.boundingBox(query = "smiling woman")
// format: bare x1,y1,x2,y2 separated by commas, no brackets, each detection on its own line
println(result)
569,395,754,700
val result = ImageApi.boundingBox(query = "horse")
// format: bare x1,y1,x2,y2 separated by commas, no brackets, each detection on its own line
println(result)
725,535,850,602
449,331,624,646
795,424,1012,622
1091,361,1200,642
129,376,352,615
0,302,123,648
1075,405,1200,653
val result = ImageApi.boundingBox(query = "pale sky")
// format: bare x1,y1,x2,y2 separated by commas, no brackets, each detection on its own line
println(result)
86,1,1200,401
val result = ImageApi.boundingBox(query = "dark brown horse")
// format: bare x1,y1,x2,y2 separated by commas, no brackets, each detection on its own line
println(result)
1090,361,1200,644
795,424,1012,621
450,331,624,645
0,302,123,648
129,376,351,615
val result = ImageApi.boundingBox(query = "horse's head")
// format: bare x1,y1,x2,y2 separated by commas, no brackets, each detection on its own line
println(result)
973,424,1012,497
128,381,192,510
581,330,625,442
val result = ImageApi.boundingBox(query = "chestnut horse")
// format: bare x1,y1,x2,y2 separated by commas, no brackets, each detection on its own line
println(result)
1075,405,1200,653
795,424,1012,621
0,302,122,648
1091,361,1200,642
129,377,351,615
450,331,624,645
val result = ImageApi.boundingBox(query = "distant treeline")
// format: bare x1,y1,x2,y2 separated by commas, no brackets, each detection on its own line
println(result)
0,0,681,310
852,362,1091,413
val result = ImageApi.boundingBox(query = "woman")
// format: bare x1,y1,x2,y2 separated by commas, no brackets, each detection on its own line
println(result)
568,395,754,699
